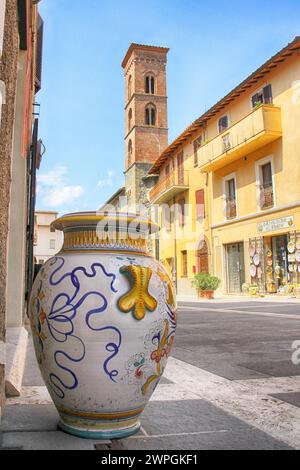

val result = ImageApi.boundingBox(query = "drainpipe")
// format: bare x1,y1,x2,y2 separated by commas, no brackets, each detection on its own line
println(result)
26,118,38,312
206,171,214,275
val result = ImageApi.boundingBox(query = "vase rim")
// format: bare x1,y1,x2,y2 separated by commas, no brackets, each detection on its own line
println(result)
51,211,159,234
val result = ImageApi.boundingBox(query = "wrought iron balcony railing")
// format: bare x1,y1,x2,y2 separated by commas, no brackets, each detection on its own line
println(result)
260,183,274,209
150,170,189,204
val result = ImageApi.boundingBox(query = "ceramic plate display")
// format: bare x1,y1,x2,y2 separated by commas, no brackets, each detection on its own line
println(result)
249,245,255,257
266,249,272,258
289,264,294,272
294,264,298,272
253,253,260,266
288,241,295,253
296,250,300,262
250,264,257,277
296,240,300,250
288,254,296,262
29,211,176,440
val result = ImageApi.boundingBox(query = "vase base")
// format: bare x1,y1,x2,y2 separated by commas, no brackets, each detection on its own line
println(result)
58,419,141,440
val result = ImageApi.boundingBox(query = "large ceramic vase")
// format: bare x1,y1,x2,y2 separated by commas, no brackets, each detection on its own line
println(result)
29,212,176,439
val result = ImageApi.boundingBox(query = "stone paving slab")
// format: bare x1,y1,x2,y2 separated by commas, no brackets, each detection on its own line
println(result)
270,392,300,408
2,431,101,450
123,430,291,450
22,339,44,387
171,348,269,381
240,360,300,377
1,404,59,432
163,357,300,449
1,399,292,450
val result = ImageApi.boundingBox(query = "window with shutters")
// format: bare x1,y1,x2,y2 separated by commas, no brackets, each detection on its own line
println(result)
251,84,273,109
255,156,275,210
165,164,170,176
223,173,237,219
195,189,205,219
193,136,202,166
145,104,156,126
178,198,185,227
145,74,155,94
218,114,229,134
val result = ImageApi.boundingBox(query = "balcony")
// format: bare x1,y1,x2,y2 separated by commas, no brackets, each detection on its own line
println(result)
150,170,189,204
199,105,282,172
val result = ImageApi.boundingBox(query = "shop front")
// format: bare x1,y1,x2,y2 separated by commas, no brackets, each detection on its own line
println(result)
249,215,300,294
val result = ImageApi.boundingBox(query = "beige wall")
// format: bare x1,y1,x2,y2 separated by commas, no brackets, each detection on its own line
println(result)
34,212,63,262
0,0,19,416
6,51,28,328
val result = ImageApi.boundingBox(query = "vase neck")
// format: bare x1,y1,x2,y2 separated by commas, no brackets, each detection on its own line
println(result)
61,227,149,255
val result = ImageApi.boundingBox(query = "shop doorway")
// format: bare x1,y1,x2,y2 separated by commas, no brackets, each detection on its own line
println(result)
226,242,245,293
265,234,290,292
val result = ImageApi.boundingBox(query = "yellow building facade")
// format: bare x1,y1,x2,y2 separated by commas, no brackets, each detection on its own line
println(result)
149,37,300,296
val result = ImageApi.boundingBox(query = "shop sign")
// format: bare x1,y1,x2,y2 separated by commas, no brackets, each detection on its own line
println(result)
257,216,294,234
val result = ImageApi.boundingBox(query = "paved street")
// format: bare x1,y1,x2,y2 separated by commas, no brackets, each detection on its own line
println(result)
1,299,300,450
175,300,300,381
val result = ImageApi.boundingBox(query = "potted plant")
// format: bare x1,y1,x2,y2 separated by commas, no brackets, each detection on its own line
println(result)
191,272,221,299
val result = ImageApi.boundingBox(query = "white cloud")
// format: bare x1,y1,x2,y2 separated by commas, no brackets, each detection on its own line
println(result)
38,164,67,186
38,164,84,208
42,185,84,207
97,170,114,189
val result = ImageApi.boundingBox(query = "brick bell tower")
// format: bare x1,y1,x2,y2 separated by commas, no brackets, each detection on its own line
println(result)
122,43,169,210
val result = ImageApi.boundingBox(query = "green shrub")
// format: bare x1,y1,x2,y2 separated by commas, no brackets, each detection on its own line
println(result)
191,273,221,291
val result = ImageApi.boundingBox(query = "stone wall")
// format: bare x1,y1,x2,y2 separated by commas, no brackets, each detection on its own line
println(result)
0,0,19,413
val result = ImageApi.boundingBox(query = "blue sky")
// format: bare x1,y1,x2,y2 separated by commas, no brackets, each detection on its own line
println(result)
37,0,300,214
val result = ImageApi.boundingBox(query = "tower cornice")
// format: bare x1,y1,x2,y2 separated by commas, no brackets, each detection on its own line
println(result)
122,43,169,69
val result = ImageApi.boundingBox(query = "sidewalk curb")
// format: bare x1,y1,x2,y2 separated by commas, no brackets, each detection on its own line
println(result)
5,327,28,397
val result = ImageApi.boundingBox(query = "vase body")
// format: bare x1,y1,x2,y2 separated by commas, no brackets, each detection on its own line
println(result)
29,212,176,439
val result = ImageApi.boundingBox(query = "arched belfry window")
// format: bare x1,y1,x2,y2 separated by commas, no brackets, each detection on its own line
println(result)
145,104,156,126
128,75,132,100
128,139,133,167
145,74,155,94
128,108,133,131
